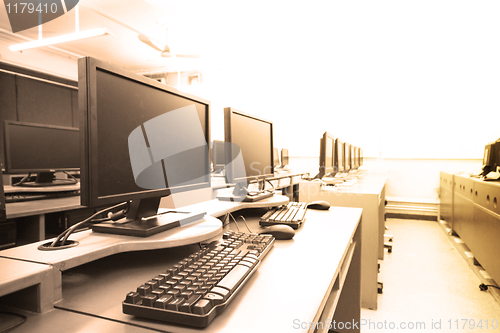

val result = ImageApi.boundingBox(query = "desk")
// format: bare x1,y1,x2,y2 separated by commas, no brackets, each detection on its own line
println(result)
0,196,361,333
298,175,386,310
441,173,500,286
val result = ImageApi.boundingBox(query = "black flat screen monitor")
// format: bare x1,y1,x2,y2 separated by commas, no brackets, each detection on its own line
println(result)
281,148,289,167
318,132,335,178
336,139,344,173
79,57,211,236
224,107,274,184
212,140,226,171
344,143,351,172
4,121,79,186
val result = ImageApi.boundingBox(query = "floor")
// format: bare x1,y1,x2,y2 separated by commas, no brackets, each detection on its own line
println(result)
360,218,500,333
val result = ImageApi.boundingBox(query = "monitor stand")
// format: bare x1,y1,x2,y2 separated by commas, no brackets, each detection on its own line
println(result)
91,197,206,237
217,182,274,202
15,172,78,187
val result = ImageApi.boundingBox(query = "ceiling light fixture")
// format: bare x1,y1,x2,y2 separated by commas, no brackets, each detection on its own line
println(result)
9,27,109,52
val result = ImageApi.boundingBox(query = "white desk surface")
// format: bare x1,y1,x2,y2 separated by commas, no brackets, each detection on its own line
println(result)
54,207,362,333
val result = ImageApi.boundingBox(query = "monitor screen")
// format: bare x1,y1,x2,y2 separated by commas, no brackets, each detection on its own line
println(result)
212,140,226,170
4,121,79,186
319,132,335,178
336,139,344,173
224,107,274,183
281,148,289,167
344,143,351,172
483,144,494,166
4,121,79,173
79,57,211,210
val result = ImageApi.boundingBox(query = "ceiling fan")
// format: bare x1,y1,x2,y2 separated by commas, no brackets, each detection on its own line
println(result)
138,30,200,58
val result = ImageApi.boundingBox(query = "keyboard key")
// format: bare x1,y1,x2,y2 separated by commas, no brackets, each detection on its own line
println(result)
179,295,202,313
154,295,173,309
167,297,186,311
204,292,224,306
192,299,213,315
216,264,250,293
124,291,141,304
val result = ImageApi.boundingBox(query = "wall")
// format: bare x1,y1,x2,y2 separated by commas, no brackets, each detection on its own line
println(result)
290,156,482,201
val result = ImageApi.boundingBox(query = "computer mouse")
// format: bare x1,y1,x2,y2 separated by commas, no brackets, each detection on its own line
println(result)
306,200,331,210
258,224,295,240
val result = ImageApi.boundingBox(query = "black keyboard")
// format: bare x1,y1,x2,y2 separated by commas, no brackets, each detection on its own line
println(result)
5,190,80,203
122,230,274,327
259,202,307,229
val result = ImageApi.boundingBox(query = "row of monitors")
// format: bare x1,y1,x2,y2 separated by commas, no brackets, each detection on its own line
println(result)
1,57,277,226
2,108,277,187
318,132,363,179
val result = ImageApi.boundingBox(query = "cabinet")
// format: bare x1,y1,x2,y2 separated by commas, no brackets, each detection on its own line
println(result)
439,172,453,226
441,174,500,285
298,176,385,310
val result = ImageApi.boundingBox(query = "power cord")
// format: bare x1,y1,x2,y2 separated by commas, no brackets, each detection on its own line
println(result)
479,283,500,291
0,311,27,333
50,201,129,247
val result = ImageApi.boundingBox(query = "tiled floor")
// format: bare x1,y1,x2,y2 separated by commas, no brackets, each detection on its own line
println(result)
360,218,500,333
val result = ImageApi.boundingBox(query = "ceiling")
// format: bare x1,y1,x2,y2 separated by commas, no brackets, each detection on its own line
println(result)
0,0,251,73
0,0,341,78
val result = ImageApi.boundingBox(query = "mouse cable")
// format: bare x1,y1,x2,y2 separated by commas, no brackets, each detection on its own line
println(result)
50,201,129,247
479,283,500,291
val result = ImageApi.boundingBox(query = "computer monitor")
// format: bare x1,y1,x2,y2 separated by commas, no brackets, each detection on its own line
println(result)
3,121,79,187
344,143,351,172
281,148,289,168
212,140,226,172
359,148,363,167
274,147,280,169
0,173,5,222
223,107,274,200
79,57,211,236
335,139,344,173
352,146,359,170
481,140,500,176
317,132,335,179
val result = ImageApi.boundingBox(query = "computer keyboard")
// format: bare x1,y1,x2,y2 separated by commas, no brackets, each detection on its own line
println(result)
122,230,274,327
259,202,307,229
5,190,80,203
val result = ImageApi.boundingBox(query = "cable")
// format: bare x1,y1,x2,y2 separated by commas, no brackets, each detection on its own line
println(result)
0,311,27,333
50,201,129,247
228,213,241,232
12,173,31,187
238,215,254,234
479,283,500,291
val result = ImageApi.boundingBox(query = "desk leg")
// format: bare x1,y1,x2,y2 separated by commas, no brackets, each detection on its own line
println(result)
38,214,46,241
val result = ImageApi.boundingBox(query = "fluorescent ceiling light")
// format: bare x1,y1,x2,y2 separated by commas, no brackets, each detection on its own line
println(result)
9,28,109,52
